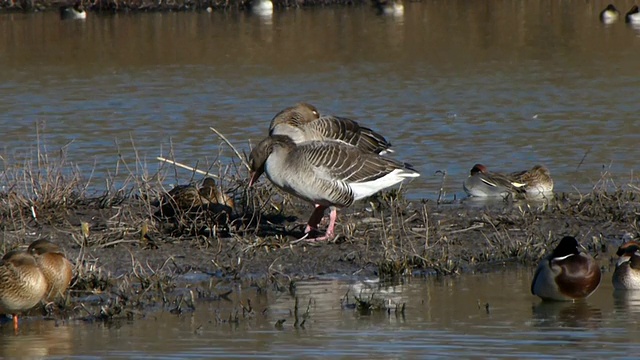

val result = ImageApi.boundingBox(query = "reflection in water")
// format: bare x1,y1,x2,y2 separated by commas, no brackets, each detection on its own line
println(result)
0,269,638,356
531,301,602,329
0,321,73,358
613,290,640,313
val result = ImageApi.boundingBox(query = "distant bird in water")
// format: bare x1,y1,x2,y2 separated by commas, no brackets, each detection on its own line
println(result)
372,0,404,16
599,4,620,24
248,0,273,16
612,241,640,290
626,5,640,25
531,236,601,302
60,1,87,20
248,135,419,241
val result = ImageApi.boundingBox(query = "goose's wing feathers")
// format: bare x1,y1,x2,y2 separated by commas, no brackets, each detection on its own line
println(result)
300,141,414,183
309,116,392,154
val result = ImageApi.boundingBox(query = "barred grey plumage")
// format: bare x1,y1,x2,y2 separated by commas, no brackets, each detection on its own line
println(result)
269,103,393,155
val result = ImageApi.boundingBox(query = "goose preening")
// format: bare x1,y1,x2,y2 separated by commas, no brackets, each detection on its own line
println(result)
269,103,393,155
60,1,87,20
27,239,73,301
248,135,419,241
531,236,601,301
613,241,640,290
0,250,48,332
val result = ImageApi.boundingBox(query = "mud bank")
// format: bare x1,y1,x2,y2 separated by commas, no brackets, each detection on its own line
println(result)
1,176,637,323
2,187,634,281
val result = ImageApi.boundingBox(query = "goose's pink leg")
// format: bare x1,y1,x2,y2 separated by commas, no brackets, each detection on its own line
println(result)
305,204,327,233
305,207,338,242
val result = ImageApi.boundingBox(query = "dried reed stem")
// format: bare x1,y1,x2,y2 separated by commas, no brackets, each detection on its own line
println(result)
156,157,218,178
209,127,250,171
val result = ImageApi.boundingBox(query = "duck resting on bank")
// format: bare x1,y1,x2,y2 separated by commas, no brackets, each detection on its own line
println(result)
0,250,48,332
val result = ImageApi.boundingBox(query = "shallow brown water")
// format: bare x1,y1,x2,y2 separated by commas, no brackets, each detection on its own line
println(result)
2,268,640,358
1,0,640,200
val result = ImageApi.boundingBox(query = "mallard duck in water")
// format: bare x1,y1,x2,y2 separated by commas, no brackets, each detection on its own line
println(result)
60,1,87,20
531,236,601,301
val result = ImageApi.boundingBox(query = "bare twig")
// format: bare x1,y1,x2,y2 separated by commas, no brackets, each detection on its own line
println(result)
156,157,218,178
209,127,250,171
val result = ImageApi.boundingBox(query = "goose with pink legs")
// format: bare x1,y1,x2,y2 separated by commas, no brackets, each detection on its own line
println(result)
248,135,419,241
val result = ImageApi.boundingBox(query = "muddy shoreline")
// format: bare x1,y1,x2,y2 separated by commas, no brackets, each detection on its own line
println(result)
1,163,637,323
2,187,633,280
3,175,634,328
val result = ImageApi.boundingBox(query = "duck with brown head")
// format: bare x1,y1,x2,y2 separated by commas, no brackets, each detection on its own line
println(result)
248,135,419,241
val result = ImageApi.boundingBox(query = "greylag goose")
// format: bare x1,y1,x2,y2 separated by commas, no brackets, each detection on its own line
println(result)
463,164,524,198
248,135,419,241
531,236,601,301
269,103,393,155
